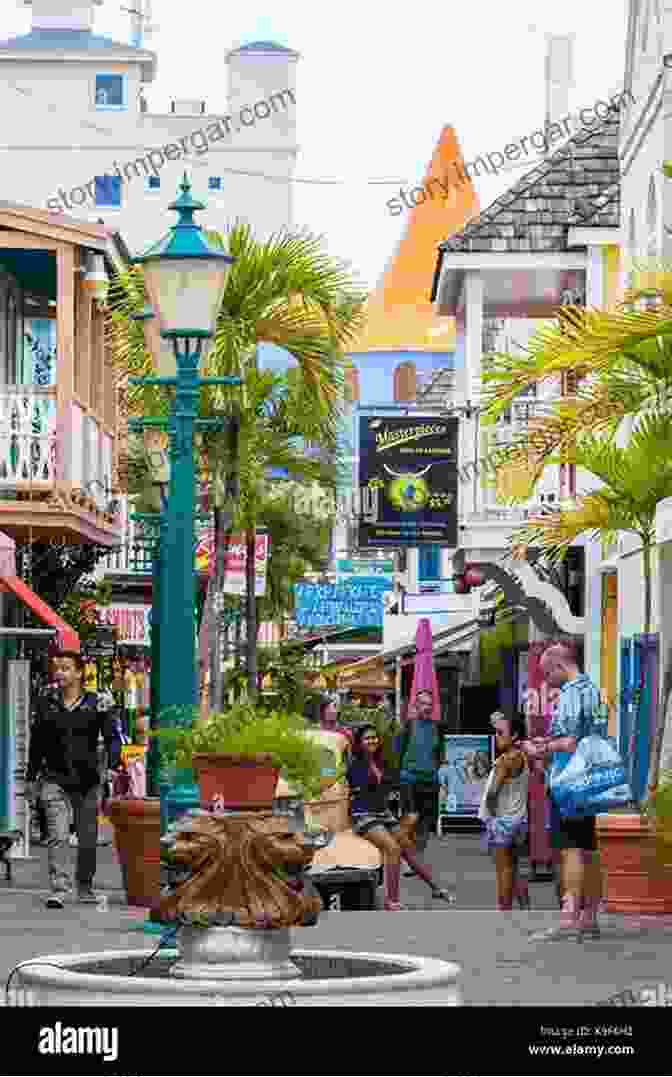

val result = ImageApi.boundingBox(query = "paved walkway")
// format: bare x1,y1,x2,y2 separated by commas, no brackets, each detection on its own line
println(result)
2,831,672,1005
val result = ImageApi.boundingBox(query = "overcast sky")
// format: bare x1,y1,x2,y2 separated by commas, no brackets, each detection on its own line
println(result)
8,0,628,289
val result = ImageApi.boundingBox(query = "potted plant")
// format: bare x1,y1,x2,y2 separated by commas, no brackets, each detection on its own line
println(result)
155,703,325,809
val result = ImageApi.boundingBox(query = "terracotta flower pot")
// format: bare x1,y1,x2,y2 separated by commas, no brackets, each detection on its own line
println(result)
108,797,161,908
192,753,280,809
596,812,672,914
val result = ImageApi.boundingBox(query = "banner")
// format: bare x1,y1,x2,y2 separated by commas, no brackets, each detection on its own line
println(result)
358,415,459,547
98,605,151,646
294,579,389,628
335,557,394,582
438,734,493,817
194,532,269,597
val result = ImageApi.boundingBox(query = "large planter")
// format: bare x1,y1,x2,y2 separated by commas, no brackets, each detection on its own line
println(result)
193,753,280,809
596,812,672,914
108,797,161,908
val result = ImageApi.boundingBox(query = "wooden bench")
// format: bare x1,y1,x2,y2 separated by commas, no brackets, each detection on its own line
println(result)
0,831,22,883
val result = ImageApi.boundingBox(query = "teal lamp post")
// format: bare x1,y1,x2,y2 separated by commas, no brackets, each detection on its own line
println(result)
129,174,240,722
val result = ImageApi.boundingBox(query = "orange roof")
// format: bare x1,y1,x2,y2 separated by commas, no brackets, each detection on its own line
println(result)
352,126,479,353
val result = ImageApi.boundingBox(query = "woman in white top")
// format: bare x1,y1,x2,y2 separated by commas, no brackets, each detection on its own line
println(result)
480,712,530,912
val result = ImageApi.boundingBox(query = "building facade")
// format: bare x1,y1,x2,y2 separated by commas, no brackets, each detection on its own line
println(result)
0,2,299,251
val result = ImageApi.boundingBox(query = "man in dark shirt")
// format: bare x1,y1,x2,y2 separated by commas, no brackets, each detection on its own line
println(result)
26,651,123,909
398,690,443,856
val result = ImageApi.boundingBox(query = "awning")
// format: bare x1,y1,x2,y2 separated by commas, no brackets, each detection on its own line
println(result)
0,576,80,651
335,605,526,683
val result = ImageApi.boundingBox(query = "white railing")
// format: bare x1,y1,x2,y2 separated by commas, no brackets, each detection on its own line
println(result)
0,387,56,486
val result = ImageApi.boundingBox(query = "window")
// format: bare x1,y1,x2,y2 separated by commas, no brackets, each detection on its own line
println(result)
95,74,126,110
94,175,122,208
208,177,222,190
145,175,161,192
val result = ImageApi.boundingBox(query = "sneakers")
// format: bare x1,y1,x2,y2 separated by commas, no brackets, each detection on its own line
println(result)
45,894,65,909
431,887,456,903
77,887,99,904
577,898,601,940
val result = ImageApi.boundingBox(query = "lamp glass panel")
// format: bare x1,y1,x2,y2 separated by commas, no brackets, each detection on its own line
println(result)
142,258,230,336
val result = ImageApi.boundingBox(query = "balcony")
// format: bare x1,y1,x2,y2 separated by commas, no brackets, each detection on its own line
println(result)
0,202,124,546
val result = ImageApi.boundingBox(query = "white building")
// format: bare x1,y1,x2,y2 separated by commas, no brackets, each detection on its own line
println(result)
0,1,299,250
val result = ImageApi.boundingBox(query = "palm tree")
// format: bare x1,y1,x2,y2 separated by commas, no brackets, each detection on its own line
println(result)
107,220,366,701
508,412,672,800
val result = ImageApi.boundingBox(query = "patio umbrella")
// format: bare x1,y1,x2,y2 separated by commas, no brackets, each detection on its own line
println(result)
409,617,440,721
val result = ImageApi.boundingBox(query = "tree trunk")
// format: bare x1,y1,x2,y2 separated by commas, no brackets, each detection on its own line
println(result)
245,527,257,699
643,538,664,798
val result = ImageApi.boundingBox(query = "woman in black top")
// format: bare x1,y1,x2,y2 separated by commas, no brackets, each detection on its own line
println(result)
346,725,453,910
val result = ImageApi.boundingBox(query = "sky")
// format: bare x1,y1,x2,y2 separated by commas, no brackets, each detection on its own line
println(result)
6,0,629,289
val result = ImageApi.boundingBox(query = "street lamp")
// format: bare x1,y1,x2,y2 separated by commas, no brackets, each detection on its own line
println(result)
129,173,240,718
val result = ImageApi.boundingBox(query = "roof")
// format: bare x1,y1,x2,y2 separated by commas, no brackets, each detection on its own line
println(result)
349,126,479,354
0,199,113,247
227,40,299,57
436,108,620,260
0,29,152,54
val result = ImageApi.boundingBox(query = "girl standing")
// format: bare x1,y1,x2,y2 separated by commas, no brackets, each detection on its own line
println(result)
346,724,453,910
480,712,530,911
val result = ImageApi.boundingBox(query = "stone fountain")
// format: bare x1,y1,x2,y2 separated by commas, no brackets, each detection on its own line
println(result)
15,811,460,1006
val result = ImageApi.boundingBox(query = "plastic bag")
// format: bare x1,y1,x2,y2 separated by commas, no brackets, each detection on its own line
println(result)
550,734,632,817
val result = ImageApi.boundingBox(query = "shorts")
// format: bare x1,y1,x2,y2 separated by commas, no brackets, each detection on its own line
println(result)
549,801,597,851
484,815,529,853
351,811,400,837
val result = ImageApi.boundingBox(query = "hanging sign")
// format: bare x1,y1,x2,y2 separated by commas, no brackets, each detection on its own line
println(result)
358,415,459,547
294,578,388,628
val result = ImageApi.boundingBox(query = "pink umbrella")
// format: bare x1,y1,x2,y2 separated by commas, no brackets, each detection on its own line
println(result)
409,617,441,721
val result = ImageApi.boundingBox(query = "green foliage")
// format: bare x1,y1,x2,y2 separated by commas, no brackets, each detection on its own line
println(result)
257,644,324,714
645,770,672,863
154,703,325,800
57,576,114,644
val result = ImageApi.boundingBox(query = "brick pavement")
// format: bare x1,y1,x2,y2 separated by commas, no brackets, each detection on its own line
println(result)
1,831,672,1005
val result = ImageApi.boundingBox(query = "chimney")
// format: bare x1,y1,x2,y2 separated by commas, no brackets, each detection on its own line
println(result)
545,33,577,139
23,0,104,32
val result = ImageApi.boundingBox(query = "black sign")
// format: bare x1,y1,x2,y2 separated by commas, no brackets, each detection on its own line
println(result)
358,415,459,547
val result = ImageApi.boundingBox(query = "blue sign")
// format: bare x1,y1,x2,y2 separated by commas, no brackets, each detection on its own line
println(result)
294,579,388,628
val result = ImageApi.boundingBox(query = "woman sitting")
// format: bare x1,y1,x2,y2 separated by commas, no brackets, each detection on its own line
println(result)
346,724,454,910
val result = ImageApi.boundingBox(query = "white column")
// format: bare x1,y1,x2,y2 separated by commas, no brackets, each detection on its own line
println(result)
458,272,484,516
664,65,672,262
407,548,420,592
440,547,453,588
464,271,484,403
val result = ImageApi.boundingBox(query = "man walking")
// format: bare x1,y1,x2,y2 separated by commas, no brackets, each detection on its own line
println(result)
530,640,604,941
25,651,123,909
398,690,442,858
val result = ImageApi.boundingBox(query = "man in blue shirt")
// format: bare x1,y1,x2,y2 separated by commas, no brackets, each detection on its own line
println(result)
398,690,442,857
529,640,604,941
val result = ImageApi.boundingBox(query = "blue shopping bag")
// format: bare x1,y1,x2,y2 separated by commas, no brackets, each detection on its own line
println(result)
550,734,633,817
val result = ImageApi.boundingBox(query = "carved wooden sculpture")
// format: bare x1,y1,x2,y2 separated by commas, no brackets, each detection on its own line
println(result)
160,812,323,930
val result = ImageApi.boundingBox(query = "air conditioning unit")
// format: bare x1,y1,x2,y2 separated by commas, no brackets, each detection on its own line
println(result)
170,100,206,115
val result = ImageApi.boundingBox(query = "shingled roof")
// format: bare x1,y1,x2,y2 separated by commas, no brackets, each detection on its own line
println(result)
437,107,620,257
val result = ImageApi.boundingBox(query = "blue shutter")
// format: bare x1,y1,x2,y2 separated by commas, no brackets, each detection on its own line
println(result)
419,545,440,581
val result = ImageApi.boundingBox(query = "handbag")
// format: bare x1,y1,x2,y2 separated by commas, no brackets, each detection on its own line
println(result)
550,731,632,817
478,768,497,822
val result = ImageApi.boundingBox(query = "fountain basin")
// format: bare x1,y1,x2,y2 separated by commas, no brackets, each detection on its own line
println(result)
15,947,461,1006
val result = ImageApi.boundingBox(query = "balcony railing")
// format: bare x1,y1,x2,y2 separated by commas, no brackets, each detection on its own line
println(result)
0,387,56,485
100,540,155,574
